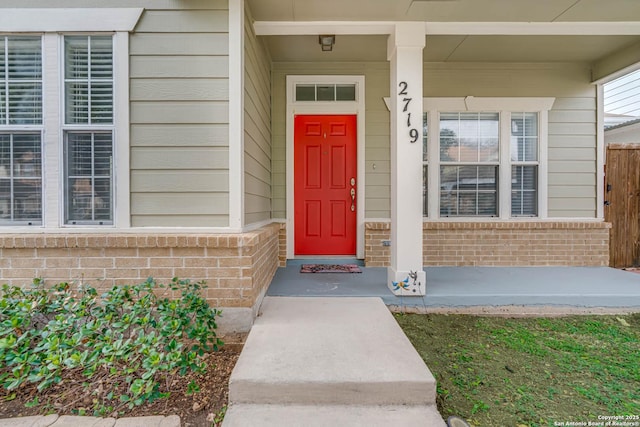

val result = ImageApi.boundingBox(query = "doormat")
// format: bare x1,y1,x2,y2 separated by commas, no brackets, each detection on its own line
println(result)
300,264,362,273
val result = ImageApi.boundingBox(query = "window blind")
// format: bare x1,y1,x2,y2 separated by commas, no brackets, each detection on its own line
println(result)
0,133,42,223
510,112,538,216
64,36,113,124
65,132,113,224
0,37,42,125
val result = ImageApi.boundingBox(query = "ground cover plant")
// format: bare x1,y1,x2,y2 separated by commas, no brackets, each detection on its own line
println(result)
396,313,640,427
0,278,238,426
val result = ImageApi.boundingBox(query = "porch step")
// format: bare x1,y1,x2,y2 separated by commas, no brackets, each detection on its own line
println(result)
223,297,445,426
222,404,446,427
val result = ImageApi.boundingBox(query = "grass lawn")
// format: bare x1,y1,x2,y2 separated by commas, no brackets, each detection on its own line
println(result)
395,313,640,427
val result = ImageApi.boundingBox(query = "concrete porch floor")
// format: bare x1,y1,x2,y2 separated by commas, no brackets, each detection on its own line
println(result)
267,260,640,312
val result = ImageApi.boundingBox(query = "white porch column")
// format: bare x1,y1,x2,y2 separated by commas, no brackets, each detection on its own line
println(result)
387,23,426,296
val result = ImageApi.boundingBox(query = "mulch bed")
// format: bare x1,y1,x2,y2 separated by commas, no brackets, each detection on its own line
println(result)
0,343,242,427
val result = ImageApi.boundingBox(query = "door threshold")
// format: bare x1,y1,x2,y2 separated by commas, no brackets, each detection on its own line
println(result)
288,257,364,266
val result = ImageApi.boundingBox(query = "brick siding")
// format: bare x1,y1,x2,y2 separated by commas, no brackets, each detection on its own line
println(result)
365,221,610,267
0,223,280,309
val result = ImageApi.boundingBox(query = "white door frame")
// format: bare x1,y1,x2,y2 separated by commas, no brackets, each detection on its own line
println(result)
286,75,366,259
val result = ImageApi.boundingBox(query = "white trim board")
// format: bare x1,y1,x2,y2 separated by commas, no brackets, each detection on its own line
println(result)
0,9,144,32
255,21,640,36
383,96,556,112
228,0,245,229
285,75,366,260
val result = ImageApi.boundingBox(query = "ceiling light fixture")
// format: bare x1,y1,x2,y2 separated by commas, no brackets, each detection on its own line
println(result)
319,35,335,52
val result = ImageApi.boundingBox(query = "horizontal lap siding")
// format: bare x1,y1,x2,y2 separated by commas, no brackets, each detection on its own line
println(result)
130,4,230,227
244,6,273,226
425,62,597,219
271,62,391,219
272,62,596,221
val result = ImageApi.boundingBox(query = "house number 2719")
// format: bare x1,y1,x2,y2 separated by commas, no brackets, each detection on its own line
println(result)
399,81,419,143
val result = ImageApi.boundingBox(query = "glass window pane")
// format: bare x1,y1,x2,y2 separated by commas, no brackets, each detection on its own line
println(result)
523,112,538,136
511,112,538,161
423,165,428,217
423,113,428,162
440,113,459,161
0,86,4,123
7,37,42,80
0,41,4,81
90,82,113,123
0,133,42,224
65,36,89,80
336,84,356,101
65,132,113,224
8,82,42,125
440,165,498,217
316,84,334,101
90,36,113,80
295,85,315,101
65,82,89,124
0,135,9,220
64,36,113,125
440,112,498,162
1,37,42,125
511,165,537,216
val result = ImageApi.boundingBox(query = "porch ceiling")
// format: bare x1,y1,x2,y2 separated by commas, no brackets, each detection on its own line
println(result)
263,34,640,63
248,0,640,65
247,0,640,23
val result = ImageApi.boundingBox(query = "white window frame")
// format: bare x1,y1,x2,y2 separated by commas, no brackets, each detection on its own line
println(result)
423,97,554,220
0,7,139,231
61,35,116,226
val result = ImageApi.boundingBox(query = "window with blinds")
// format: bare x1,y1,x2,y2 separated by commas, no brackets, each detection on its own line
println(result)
64,36,113,125
64,132,113,224
0,133,43,224
439,112,499,217
0,36,43,225
0,37,43,125
510,112,538,216
63,35,114,225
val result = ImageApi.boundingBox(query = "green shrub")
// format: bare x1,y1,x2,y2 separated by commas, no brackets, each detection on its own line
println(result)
0,277,223,414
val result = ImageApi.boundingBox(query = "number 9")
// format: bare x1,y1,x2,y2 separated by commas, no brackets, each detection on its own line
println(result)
409,128,419,143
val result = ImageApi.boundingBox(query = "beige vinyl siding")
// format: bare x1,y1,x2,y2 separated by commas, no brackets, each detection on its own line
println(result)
272,61,597,220
128,3,230,227
244,6,272,225
271,62,391,219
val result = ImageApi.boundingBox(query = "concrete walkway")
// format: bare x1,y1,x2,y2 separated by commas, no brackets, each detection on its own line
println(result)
222,297,446,426
0,415,179,427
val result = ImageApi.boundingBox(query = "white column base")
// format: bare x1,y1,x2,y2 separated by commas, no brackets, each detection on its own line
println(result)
387,267,426,296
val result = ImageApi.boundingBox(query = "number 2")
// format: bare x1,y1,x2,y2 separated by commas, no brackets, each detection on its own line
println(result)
398,81,408,95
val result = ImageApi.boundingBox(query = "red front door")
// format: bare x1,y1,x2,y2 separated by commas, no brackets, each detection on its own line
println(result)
294,114,357,255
